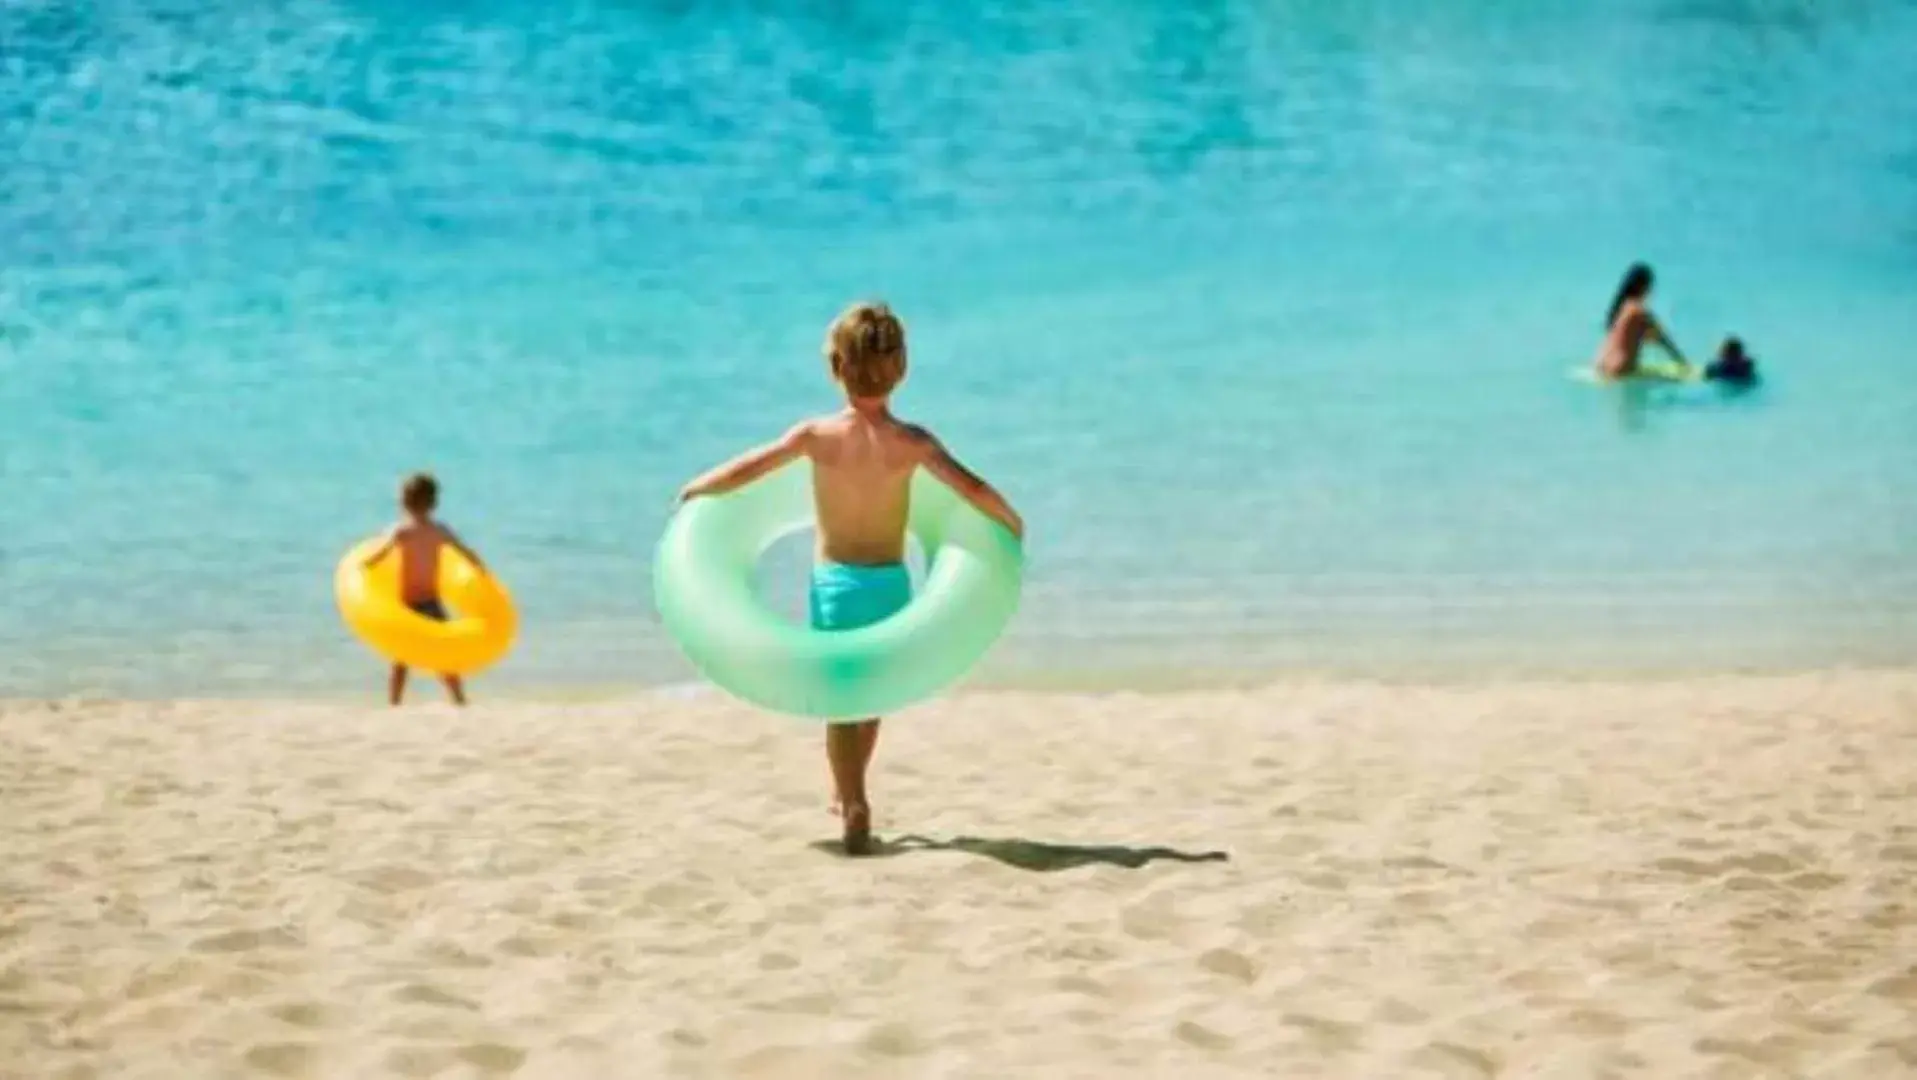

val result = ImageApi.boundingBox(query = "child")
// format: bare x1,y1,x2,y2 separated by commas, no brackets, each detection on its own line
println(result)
678,301,1024,855
1704,336,1759,385
361,472,489,707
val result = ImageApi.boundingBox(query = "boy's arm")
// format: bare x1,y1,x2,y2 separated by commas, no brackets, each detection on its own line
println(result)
913,429,1024,540
438,525,486,573
360,529,398,568
679,422,814,502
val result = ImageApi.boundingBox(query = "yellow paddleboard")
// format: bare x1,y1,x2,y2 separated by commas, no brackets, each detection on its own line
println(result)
1569,358,1700,385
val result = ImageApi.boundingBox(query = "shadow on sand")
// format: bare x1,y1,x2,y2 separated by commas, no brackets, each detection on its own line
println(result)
812,834,1230,870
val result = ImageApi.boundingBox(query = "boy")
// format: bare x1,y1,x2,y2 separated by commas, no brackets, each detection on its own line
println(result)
361,472,489,707
1704,336,1759,385
678,301,1024,855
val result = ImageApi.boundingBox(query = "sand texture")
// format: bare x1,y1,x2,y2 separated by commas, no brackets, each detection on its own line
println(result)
4,673,1917,1079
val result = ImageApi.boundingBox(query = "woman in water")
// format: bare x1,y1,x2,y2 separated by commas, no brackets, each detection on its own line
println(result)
1594,262,1690,379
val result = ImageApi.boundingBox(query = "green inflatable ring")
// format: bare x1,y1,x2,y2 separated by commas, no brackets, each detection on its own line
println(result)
654,461,1023,721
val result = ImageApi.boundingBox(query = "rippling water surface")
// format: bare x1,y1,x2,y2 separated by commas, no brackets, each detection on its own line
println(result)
3,0,1916,695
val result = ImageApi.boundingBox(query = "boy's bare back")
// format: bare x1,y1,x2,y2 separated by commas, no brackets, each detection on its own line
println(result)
677,300,1022,561
365,473,484,606
804,409,930,566
390,519,457,604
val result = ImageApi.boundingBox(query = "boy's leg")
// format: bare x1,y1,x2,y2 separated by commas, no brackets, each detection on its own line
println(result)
388,664,408,706
829,719,881,813
826,719,878,855
442,675,467,707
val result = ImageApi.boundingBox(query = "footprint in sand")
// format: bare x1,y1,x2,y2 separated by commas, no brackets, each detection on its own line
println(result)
269,1001,328,1029
1651,856,1719,878
243,1042,317,1077
122,959,198,999
1694,1035,1779,1064
761,991,835,1016
1871,1036,1917,1067
1867,970,1917,1001
417,939,493,970
394,983,479,1011
1563,1006,1632,1037
1055,973,1106,997
859,1021,928,1058
1409,1040,1500,1078
190,927,300,954
1195,947,1258,984
1270,833,1320,856
755,951,800,971
1173,1019,1232,1051
1864,904,1910,930
497,934,559,959
1281,1013,1360,1053
1383,854,1454,873
357,866,438,894
1117,894,1184,942
1724,851,1798,875
662,1027,707,1048
456,1043,527,1073
501,894,543,917
386,1045,452,1078
1371,998,1431,1026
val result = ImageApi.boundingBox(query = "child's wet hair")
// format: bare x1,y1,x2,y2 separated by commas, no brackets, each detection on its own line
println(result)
401,472,438,514
823,301,907,398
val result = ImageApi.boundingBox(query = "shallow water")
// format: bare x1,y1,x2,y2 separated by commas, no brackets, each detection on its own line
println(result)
3,0,1915,696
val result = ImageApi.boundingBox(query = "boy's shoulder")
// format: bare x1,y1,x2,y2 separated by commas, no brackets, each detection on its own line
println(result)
892,418,940,449
393,517,446,539
802,411,937,448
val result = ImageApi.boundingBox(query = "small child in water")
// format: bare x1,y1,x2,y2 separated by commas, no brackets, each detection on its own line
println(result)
678,301,1024,855
361,472,488,707
1704,336,1759,385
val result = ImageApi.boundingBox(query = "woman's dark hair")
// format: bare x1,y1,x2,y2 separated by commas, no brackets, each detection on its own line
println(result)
1605,262,1655,330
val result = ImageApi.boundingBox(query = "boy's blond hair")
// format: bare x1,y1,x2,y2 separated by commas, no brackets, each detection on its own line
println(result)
823,301,906,398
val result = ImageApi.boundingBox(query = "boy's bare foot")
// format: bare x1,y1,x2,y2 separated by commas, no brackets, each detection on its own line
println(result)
841,803,872,857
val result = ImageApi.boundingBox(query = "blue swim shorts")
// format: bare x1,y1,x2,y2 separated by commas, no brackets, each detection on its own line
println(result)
407,598,450,622
808,562,912,632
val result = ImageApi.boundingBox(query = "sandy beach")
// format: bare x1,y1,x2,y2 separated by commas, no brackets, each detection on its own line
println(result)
4,672,1915,1079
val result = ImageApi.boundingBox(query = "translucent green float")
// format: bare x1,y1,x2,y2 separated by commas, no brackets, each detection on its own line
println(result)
654,461,1024,721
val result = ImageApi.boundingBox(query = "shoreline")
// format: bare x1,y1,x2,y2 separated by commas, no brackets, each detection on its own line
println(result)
7,660,1916,707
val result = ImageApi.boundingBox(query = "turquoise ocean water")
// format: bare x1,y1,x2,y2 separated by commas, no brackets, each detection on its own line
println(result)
3,1,1915,697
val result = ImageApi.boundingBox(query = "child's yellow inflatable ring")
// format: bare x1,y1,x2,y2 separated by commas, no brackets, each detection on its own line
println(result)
334,538,518,675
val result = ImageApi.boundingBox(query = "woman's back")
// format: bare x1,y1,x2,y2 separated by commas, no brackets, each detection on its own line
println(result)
1595,298,1652,377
